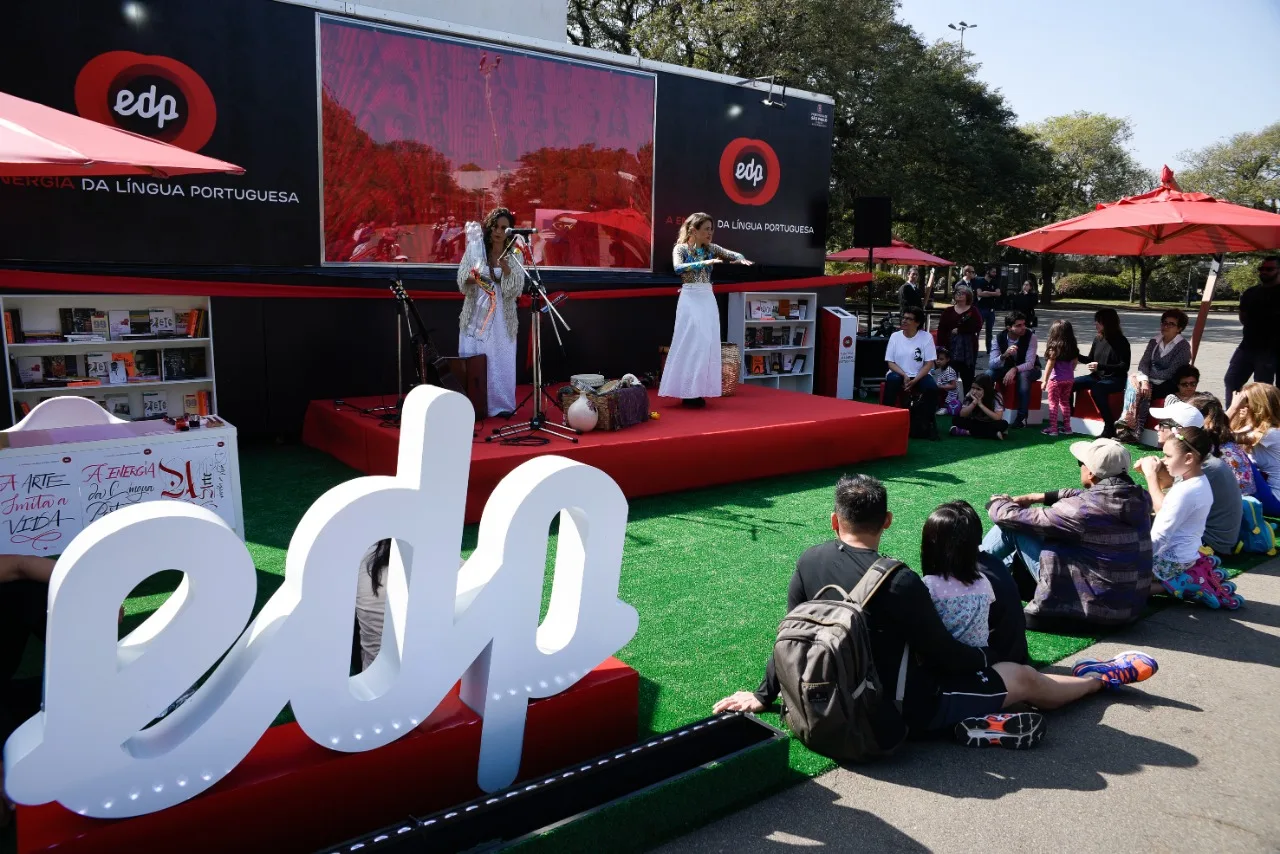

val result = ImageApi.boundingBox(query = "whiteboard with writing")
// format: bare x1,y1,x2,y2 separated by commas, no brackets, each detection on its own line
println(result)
0,429,243,555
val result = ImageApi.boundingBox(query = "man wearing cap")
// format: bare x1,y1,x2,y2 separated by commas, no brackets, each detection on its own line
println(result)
982,438,1154,629
1139,400,1243,555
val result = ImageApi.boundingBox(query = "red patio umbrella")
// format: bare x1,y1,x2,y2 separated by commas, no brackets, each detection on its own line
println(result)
999,166,1280,256
826,238,953,266
0,90,244,178
1000,166,1280,360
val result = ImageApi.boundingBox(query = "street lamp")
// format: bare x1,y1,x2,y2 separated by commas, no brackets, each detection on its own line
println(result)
947,21,976,51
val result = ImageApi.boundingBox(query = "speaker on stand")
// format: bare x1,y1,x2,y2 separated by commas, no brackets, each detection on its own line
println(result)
852,196,892,334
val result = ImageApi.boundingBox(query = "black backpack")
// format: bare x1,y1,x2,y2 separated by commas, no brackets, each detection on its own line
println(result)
773,557,910,761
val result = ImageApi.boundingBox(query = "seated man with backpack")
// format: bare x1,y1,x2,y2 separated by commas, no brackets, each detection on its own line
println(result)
712,475,1160,755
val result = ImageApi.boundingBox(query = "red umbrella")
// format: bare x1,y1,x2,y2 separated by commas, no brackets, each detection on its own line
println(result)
999,166,1280,255
0,90,244,178
826,238,953,266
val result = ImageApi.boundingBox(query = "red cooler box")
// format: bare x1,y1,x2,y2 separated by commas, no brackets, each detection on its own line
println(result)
817,306,859,399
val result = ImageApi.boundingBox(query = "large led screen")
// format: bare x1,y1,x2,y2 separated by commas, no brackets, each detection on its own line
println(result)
320,18,656,269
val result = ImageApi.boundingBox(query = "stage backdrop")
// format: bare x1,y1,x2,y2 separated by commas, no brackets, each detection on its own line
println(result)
0,0,834,284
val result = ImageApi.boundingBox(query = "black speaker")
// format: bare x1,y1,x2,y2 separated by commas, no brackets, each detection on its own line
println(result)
853,196,892,248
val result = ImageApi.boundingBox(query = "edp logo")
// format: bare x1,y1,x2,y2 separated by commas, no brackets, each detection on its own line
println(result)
735,157,766,188
719,138,781,206
113,84,180,130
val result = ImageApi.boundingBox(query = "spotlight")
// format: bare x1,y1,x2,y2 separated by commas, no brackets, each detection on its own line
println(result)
122,1,147,25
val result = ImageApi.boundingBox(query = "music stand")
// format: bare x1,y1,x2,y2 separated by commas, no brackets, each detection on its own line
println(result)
487,243,580,444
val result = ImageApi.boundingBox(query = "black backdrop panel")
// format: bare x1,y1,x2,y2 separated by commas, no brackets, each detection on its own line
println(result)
653,75,834,278
0,0,320,267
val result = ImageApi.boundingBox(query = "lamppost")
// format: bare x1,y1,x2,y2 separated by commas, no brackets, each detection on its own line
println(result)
947,21,976,51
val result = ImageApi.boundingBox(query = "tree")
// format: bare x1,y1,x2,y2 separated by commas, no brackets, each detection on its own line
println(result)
1024,113,1149,304
1178,123,1280,212
567,0,1054,283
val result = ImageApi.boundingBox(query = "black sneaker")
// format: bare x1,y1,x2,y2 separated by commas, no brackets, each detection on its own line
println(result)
1012,416,1027,429
954,712,1046,749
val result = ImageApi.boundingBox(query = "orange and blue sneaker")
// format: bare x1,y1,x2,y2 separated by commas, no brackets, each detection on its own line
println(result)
1071,650,1158,689
953,712,1046,749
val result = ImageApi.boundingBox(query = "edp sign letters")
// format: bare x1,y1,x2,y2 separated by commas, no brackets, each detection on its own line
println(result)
3,387,639,818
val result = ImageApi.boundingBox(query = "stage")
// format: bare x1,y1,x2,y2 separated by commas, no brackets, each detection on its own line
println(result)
302,384,909,523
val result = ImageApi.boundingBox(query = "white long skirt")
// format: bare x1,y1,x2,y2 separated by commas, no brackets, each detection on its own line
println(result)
659,283,722,400
459,297,518,416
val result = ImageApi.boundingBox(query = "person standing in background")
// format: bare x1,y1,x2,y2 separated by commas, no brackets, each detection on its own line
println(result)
1225,256,1280,408
975,265,1004,359
899,269,926,329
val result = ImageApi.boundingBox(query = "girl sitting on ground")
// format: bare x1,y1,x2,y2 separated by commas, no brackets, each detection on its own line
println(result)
950,374,1008,439
1135,427,1215,595
1190,392,1255,496
932,347,963,416
920,501,996,648
1041,320,1080,437
1227,382,1280,515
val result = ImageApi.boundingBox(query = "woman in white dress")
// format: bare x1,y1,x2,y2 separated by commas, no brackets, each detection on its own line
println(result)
659,213,753,407
457,207,524,417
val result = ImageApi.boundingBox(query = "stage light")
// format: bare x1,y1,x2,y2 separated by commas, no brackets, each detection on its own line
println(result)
727,104,744,119
122,1,148,25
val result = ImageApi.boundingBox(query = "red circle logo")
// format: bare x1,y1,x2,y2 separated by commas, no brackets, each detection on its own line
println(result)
718,138,781,206
842,336,853,348
75,51,217,152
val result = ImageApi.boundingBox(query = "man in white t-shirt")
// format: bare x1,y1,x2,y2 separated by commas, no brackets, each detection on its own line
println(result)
883,307,939,413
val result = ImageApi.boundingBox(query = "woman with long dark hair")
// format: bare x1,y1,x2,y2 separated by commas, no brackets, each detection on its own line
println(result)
935,285,983,395
659,213,752,407
1072,308,1131,439
458,206,523,416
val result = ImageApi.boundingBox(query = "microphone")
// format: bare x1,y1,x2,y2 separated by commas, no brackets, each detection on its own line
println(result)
505,227,537,237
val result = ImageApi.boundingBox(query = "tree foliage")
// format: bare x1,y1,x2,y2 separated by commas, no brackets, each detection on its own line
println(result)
567,0,1053,270
1178,123,1280,212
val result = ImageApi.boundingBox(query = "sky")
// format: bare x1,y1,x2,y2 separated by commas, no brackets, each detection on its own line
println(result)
895,0,1280,175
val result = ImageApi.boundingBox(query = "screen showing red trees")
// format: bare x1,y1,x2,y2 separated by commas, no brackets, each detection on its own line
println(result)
320,18,656,269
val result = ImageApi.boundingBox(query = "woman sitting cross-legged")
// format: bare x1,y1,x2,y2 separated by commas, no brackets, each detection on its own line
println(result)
950,373,1008,440
1115,309,1192,443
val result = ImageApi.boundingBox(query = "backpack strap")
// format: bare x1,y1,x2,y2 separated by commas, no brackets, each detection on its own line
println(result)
847,556,906,608
811,584,851,601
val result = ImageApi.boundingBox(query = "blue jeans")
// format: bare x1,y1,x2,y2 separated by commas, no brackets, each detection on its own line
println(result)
883,371,939,411
1225,346,1276,408
979,308,996,354
988,364,1042,420
981,524,1043,600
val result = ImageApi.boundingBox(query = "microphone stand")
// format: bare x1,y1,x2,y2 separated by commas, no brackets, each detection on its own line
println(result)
488,238,580,444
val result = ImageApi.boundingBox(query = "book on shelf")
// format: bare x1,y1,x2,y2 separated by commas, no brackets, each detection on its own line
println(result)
760,327,774,346
21,330,62,344
83,351,111,381
162,347,207,381
183,392,200,416
792,328,806,346
748,354,767,375
105,394,131,419
791,354,807,374
131,349,160,380
797,300,809,320
91,311,110,339
788,302,801,320
769,353,783,374
41,355,77,379
108,352,136,384
196,390,211,415
128,310,152,335
142,391,168,418
16,401,30,418
59,308,96,335
108,310,131,340
14,356,42,386
744,327,758,348
149,308,177,336
778,298,791,319
782,354,795,372
777,325,791,345
3,309,23,344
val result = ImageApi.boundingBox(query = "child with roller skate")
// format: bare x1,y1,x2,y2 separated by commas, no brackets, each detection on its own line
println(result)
1135,426,1242,608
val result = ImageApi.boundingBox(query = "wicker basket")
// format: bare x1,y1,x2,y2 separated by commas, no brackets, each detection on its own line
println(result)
721,342,740,397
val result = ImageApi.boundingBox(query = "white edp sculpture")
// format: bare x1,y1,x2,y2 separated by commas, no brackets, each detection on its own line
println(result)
3,386,638,819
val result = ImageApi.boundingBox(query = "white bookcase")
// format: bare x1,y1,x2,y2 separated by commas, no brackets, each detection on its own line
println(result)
726,291,817,394
0,294,216,426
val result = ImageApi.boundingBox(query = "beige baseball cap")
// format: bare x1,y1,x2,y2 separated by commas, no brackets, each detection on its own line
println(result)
1069,438,1131,479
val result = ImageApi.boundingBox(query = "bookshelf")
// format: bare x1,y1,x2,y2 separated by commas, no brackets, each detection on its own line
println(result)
726,291,817,394
1,294,217,426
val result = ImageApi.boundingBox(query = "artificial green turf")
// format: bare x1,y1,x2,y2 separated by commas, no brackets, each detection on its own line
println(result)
116,429,1265,781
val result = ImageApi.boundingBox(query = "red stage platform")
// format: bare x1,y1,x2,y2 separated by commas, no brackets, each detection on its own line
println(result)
302,384,909,522
17,658,638,854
